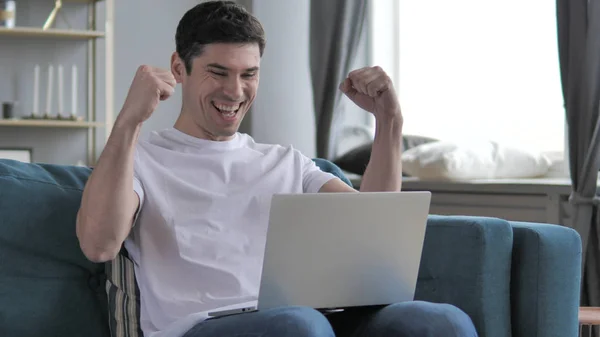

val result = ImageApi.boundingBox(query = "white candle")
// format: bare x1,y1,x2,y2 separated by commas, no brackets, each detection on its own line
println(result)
33,64,40,115
46,65,53,115
72,65,77,116
58,65,64,114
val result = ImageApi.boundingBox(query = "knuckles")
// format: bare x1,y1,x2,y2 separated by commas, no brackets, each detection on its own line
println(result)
135,65,162,86
137,65,152,75
348,65,390,83
344,65,395,96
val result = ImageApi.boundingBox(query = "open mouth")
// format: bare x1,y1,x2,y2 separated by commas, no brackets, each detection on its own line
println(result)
212,102,242,120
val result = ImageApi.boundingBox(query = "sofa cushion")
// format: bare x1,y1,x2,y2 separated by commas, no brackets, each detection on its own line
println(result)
106,247,143,337
416,215,513,337
0,159,109,337
401,140,553,180
333,135,439,176
312,158,353,187
510,222,582,337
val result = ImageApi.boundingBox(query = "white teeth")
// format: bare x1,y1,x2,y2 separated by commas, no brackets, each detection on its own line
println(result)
222,111,235,117
215,103,240,112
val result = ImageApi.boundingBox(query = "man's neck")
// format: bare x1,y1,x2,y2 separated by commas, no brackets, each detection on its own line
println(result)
173,113,234,142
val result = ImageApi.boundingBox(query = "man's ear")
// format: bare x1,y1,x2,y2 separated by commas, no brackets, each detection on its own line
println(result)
171,52,185,83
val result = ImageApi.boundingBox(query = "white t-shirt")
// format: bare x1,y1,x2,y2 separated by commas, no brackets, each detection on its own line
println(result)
124,128,337,337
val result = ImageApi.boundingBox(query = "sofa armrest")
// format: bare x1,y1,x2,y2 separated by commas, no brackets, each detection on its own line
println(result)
510,222,582,337
415,215,513,337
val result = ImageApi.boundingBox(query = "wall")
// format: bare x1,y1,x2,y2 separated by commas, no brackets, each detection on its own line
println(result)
239,0,316,157
112,0,201,142
239,0,371,159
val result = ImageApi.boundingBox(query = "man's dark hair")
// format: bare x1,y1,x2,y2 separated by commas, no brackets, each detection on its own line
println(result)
175,1,266,74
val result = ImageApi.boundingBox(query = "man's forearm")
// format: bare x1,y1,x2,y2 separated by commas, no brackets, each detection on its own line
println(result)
360,115,403,192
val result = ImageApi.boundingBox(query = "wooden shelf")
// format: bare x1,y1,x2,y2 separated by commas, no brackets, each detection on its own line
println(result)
0,119,104,128
0,27,104,39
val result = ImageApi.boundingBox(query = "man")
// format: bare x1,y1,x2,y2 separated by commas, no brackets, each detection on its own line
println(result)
76,1,477,337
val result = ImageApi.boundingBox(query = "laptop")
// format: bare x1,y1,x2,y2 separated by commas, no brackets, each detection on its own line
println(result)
208,191,431,318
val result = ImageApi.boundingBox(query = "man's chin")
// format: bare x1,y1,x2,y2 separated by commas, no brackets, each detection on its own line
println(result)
218,116,245,134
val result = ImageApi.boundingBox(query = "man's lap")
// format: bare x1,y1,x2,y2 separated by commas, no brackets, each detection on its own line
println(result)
181,301,478,337
181,306,334,337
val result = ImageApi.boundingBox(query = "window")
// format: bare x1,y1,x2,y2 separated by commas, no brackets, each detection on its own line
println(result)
370,0,566,158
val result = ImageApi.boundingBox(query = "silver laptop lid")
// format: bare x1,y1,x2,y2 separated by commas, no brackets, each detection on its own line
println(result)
257,191,431,311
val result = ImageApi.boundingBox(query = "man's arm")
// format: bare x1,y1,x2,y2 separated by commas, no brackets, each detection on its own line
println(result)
320,66,403,193
76,65,175,263
76,122,142,262
319,117,402,193
358,115,402,192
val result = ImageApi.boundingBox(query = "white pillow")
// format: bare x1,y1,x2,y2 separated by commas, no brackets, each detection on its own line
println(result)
401,140,553,180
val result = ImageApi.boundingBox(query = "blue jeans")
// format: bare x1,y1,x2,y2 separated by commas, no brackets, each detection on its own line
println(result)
182,301,478,337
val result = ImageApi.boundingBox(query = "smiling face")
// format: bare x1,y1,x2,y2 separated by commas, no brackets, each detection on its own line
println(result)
172,42,261,141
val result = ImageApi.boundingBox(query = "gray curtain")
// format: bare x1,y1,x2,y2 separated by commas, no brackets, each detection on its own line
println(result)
309,0,368,159
557,0,600,328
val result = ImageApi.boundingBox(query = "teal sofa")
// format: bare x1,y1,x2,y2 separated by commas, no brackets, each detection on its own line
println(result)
0,159,582,337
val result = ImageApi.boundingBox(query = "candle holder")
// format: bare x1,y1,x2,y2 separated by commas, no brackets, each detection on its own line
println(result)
22,113,84,121
57,112,81,121
22,114,38,120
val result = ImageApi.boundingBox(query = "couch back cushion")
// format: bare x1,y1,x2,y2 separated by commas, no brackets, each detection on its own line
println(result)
0,159,109,337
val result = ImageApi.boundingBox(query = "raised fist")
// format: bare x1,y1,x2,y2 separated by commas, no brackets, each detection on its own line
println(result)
119,65,176,126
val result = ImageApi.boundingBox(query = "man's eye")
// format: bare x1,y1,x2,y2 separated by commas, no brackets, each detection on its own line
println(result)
242,73,256,78
210,71,226,76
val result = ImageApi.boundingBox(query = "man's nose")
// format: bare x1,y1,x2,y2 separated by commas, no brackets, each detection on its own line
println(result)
223,76,244,101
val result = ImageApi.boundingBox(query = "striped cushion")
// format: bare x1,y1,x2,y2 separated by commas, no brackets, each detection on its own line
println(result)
106,248,143,337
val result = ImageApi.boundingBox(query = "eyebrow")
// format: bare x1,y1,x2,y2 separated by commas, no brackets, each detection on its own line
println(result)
206,63,259,72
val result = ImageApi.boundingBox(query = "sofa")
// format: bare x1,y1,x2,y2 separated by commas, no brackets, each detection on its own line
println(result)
0,158,582,337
